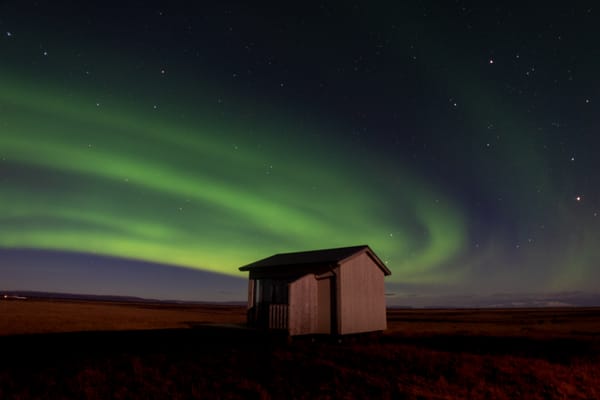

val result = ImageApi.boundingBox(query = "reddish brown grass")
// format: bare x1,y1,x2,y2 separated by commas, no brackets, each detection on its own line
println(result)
0,301,598,399
0,299,245,335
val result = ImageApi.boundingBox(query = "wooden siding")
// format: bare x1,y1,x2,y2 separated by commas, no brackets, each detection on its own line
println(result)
247,279,255,309
288,274,318,336
316,277,332,334
338,252,387,334
269,304,289,330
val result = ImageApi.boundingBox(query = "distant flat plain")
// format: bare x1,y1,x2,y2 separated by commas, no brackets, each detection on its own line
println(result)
2,299,599,337
1,299,599,399
0,299,245,335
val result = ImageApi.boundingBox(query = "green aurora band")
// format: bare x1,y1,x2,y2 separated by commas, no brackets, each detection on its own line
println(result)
0,69,467,282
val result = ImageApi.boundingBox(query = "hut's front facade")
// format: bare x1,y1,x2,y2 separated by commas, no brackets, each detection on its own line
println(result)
239,245,391,336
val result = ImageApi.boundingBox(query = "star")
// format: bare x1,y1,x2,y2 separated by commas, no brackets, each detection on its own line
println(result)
576,195,582,202
6,31,12,37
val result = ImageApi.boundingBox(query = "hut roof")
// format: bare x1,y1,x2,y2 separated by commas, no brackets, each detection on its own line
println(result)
239,245,391,275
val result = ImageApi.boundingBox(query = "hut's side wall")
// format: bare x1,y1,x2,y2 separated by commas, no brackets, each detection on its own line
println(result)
247,279,255,309
338,253,387,334
288,274,318,336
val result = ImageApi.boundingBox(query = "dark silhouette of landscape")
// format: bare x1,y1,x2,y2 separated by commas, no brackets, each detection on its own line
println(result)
1,298,599,399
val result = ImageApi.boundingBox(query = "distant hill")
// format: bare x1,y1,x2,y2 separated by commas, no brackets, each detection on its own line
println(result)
387,291,600,308
5,290,599,308
0,290,246,306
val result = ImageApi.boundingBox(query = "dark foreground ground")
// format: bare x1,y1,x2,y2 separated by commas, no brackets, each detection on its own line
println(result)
1,301,599,399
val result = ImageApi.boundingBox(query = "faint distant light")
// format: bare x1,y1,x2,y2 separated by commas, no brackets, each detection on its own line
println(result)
576,195,582,202
6,32,12,37
489,58,494,64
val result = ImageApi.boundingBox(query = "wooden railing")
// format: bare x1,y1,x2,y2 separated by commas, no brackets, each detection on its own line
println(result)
268,304,288,330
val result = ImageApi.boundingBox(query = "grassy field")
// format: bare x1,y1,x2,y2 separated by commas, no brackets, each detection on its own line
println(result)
1,300,599,399
0,299,245,335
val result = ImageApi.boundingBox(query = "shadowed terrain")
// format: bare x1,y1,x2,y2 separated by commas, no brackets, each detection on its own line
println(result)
1,300,599,399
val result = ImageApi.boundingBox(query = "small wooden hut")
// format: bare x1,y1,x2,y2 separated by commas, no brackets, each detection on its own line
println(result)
239,245,391,336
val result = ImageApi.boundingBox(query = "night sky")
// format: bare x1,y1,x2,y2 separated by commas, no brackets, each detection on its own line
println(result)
1,2,599,305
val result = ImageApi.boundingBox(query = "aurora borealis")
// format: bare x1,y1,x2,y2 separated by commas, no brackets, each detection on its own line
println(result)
2,2,600,304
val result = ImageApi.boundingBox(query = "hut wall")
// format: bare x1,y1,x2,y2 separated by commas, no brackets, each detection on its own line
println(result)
247,279,255,308
338,252,387,334
288,274,318,336
316,277,332,334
